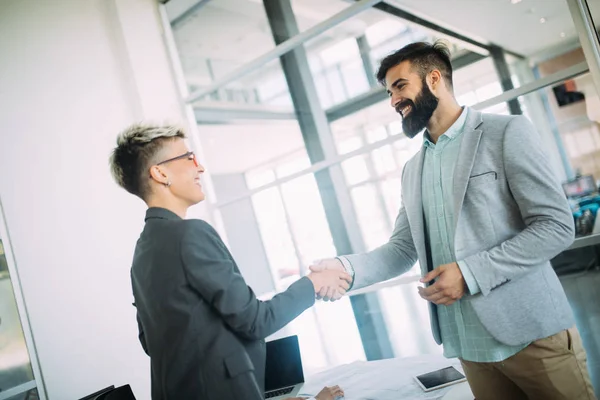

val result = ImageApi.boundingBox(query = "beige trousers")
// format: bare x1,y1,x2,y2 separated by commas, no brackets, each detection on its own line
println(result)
460,326,597,400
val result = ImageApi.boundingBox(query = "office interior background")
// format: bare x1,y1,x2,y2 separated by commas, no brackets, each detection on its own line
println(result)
0,0,599,398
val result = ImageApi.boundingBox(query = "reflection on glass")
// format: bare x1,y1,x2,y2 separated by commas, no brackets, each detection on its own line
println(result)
251,188,299,284
454,58,506,107
280,175,337,269
6,388,39,400
341,156,370,186
0,240,35,395
519,73,600,239
351,183,390,250
532,45,600,180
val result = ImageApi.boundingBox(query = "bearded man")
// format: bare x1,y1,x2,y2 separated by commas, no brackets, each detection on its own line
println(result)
310,41,596,400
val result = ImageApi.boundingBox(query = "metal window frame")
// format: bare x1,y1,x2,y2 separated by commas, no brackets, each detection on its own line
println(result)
567,0,600,95
0,197,47,400
0,380,37,400
185,0,383,103
210,60,589,208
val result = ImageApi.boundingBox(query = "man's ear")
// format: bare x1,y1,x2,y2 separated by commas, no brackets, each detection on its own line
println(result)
149,165,169,186
428,69,442,91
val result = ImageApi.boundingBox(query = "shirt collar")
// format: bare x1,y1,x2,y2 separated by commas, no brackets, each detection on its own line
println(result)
423,106,468,147
145,207,182,222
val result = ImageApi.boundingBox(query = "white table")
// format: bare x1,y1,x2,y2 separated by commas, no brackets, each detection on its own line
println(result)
301,355,474,400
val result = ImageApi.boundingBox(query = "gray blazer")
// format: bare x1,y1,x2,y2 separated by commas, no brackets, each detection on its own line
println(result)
344,109,575,346
131,208,315,400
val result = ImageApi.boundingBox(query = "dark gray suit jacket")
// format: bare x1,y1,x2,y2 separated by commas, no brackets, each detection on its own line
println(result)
131,208,315,400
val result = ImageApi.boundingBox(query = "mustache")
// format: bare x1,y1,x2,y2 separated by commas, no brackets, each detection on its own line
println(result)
395,100,415,115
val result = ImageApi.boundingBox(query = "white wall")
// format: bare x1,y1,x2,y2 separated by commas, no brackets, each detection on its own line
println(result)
0,0,209,398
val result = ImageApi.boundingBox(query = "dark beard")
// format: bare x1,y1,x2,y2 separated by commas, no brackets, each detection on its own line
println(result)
396,78,439,138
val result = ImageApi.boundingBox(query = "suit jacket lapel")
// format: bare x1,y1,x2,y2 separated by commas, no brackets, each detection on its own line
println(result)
453,109,484,234
405,148,429,274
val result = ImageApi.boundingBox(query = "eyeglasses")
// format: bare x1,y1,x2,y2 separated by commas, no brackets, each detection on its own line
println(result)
156,151,199,167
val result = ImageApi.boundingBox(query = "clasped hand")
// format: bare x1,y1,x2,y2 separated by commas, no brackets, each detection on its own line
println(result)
417,262,466,306
307,263,351,301
307,258,348,302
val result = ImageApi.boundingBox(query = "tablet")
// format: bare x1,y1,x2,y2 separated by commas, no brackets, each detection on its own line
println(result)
414,366,467,392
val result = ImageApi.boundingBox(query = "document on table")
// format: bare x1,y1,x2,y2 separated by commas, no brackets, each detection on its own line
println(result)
300,355,467,400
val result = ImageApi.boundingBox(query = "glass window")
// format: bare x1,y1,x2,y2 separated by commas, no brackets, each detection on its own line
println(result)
336,135,363,154
320,38,360,67
366,126,388,143
380,177,402,222
323,67,349,105
251,187,299,285
339,59,370,99
299,6,470,109
589,0,600,34
350,183,391,251
341,155,371,185
521,73,600,181
246,169,276,190
0,240,36,396
280,175,337,269
365,19,407,47
388,120,403,136
275,154,311,179
454,58,503,105
528,43,600,181
371,145,398,175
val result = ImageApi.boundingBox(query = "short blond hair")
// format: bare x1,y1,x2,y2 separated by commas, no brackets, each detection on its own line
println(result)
109,124,186,200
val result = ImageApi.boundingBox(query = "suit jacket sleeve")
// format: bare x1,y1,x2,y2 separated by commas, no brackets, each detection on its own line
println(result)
132,300,149,355
343,198,419,290
136,312,149,355
180,220,315,340
461,115,575,296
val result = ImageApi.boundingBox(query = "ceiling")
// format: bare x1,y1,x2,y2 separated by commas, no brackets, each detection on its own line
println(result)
386,0,598,56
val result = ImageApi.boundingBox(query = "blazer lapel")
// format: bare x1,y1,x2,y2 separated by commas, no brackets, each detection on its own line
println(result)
404,148,428,274
453,109,484,234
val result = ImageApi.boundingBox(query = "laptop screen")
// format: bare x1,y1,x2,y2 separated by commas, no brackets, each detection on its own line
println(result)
563,175,596,198
265,335,304,392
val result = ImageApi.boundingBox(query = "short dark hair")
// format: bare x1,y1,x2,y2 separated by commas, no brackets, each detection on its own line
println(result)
109,124,186,200
376,40,453,89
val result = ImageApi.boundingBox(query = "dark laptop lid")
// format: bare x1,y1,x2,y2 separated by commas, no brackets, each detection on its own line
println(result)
265,335,305,392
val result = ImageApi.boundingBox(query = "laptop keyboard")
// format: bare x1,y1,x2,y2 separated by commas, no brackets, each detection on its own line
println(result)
265,386,294,398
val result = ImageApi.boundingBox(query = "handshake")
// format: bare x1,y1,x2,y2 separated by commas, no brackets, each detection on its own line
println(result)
306,258,351,302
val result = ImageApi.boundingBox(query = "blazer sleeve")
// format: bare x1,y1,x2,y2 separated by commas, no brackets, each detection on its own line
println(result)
461,115,575,296
343,195,419,290
132,302,149,355
180,219,315,340
137,313,149,355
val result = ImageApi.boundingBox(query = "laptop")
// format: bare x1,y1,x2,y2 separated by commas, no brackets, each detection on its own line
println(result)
264,335,305,399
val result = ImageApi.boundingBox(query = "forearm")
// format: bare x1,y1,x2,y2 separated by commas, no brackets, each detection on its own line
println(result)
463,218,574,296
235,277,315,340
342,241,418,290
